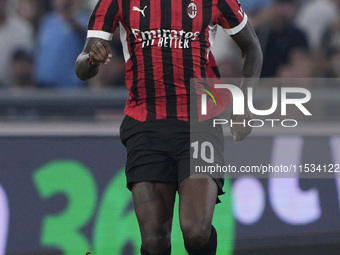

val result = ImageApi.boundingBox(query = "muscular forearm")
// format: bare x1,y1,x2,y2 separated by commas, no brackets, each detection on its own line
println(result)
229,22,263,142
230,44,262,142
240,44,263,94
75,53,99,81
231,22,263,95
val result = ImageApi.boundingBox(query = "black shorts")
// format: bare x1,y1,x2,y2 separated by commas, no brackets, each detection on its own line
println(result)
119,115,226,201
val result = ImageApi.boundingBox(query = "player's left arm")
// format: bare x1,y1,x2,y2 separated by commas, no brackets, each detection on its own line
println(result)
230,22,263,142
215,0,263,142
231,22,263,86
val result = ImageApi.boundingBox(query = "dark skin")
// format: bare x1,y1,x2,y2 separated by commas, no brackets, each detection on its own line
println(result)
75,39,113,80
131,175,218,253
76,21,262,254
230,22,263,142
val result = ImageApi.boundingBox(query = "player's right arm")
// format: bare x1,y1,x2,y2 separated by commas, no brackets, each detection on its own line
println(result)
75,38,112,81
75,0,120,81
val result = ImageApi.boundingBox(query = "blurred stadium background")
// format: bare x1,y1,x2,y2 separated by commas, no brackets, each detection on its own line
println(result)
0,0,340,254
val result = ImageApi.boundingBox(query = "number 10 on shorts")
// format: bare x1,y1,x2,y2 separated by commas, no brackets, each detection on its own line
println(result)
191,141,215,164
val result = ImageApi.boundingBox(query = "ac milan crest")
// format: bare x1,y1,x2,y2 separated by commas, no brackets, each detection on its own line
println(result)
187,2,198,19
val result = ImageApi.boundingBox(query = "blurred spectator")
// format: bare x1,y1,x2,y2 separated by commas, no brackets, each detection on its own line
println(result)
254,0,309,77
331,52,340,78
321,1,340,53
10,49,36,90
322,10,340,78
0,0,34,87
277,49,315,78
242,0,273,12
35,0,88,89
296,0,338,51
15,0,47,34
45,0,54,11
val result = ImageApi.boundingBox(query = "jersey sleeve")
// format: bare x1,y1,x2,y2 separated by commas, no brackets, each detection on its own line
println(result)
87,0,120,41
215,0,248,35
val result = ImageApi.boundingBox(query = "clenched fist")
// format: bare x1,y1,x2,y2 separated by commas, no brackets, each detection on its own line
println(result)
88,40,113,65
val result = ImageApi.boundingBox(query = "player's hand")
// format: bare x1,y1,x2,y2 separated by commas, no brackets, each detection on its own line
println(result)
89,40,112,65
230,108,253,142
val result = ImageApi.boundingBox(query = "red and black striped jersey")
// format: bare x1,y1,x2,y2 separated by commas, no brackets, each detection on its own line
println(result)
88,0,247,121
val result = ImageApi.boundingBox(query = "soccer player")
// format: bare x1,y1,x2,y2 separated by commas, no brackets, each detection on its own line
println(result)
75,0,262,254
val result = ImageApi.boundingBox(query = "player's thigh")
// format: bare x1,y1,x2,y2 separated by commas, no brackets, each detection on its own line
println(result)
132,182,177,235
178,175,218,233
